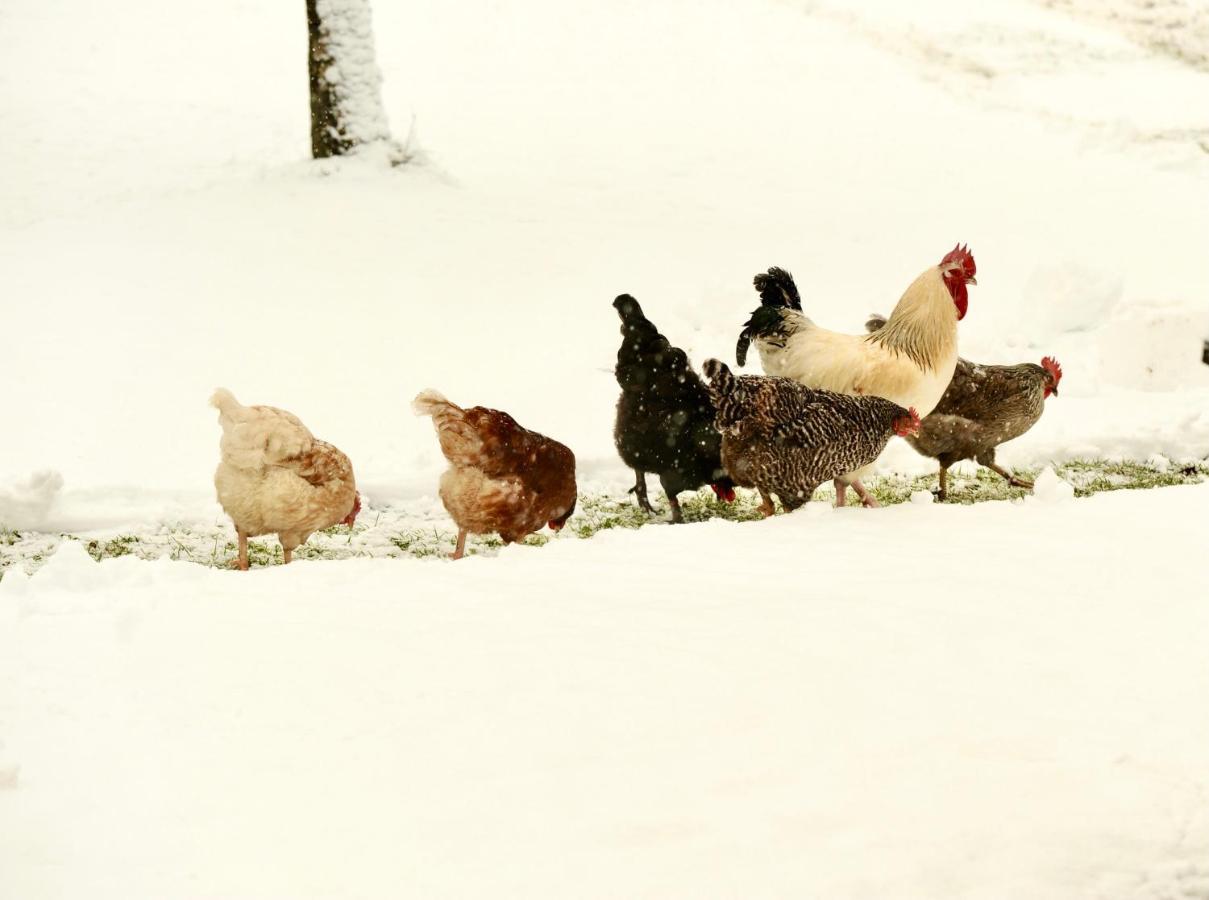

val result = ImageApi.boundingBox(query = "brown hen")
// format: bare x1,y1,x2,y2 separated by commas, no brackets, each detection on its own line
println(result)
413,391,577,559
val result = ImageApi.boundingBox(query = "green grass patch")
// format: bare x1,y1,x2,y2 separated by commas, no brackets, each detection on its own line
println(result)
1,459,1203,575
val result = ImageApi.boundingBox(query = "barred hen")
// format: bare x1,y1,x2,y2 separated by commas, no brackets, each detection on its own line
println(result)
702,359,919,516
211,388,360,570
866,315,1062,500
613,294,735,523
413,390,577,559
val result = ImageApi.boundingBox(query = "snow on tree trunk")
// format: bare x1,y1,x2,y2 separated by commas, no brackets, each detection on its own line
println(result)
306,0,405,163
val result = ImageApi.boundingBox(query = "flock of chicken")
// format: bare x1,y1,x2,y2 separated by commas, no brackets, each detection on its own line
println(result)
210,243,1062,567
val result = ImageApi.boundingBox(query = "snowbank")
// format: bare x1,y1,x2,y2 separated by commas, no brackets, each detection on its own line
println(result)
2,483,1207,898
0,471,64,530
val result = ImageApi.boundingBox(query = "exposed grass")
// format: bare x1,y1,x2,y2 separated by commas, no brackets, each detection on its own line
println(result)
1,459,1204,576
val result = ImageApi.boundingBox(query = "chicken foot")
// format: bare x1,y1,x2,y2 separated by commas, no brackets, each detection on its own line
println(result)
667,494,684,524
450,529,468,560
834,478,880,509
850,479,880,508
757,489,776,518
985,461,1034,490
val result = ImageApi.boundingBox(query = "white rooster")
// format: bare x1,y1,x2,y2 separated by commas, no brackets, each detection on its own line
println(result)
735,244,977,507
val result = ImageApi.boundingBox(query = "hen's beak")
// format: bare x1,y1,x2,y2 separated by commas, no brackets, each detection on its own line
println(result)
1051,385,1059,397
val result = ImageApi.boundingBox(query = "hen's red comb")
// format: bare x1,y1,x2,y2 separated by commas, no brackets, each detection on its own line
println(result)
940,243,976,280
895,407,922,437
1041,356,1063,383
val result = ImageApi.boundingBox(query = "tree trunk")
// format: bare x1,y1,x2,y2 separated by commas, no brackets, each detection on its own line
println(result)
306,0,404,162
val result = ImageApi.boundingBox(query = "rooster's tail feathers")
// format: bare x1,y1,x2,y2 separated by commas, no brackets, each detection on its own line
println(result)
753,267,802,311
736,330,752,368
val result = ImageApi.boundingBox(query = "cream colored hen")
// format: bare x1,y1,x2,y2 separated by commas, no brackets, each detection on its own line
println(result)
211,388,359,569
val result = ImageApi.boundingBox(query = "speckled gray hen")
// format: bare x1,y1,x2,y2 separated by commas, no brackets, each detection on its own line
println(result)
702,359,920,515
866,315,1062,499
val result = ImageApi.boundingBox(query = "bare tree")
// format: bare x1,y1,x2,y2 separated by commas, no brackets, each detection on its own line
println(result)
306,0,406,162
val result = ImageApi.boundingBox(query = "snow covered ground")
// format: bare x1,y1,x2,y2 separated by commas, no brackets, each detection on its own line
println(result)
2,0,1209,896
2,482,1209,899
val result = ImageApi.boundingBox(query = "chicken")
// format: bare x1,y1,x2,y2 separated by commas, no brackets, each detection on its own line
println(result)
702,359,920,516
735,244,976,507
210,388,360,570
612,294,736,523
865,314,1062,500
413,391,577,559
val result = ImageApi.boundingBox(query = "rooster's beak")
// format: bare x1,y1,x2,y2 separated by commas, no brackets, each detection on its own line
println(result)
967,276,977,286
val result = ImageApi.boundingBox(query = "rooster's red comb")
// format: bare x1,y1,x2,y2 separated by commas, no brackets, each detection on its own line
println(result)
1041,356,1063,382
940,243,976,280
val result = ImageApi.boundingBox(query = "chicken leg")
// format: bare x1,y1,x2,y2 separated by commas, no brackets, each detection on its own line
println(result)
232,530,249,571
666,494,684,524
987,462,1033,489
977,450,1033,490
630,470,655,514
758,489,776,518
833,479,848,508
850,479,880,508
450,528,468,560
936,464,950,502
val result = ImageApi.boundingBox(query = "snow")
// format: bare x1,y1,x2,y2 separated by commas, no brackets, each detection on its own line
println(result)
0,471,64,532
2,0,1209,895
2,484,1209,898
1029,465,1076,502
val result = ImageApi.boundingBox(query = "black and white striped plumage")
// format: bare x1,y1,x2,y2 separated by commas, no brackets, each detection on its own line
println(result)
702,359,917,514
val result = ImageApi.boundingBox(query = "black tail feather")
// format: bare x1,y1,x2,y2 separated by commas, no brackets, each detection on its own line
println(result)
864,313,888,334
736,330,752,368
753,267,801,311
613,293,647,324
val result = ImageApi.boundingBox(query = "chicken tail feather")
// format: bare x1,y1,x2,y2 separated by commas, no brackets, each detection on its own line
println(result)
864,313,888,334
412,389,458,419
702,358,734,393
210,387,242,417
612,294,649,326
753,267,802,311
736,330,752,368
413,390,482,466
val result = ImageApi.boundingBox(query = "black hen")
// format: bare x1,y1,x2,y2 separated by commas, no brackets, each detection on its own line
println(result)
613,294,736,523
